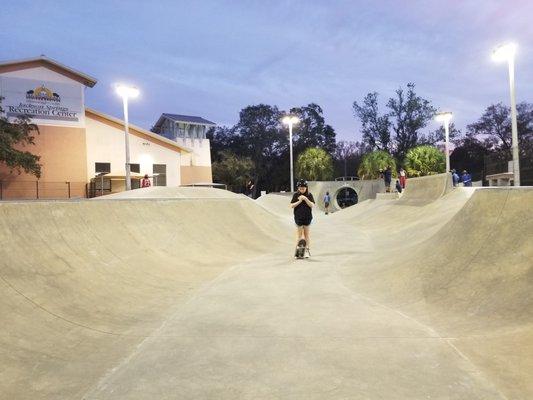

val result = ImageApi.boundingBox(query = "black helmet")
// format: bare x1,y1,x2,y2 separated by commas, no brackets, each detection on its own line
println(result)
296,179,308,188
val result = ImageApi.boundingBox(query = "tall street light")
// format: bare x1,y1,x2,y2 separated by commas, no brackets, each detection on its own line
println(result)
493,42,520,186
115,84,140,191
282,115,299,192
435,111,453,174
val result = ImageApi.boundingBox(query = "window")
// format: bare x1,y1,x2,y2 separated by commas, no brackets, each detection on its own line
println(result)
95,162,110,174
153,164,167,186
130,163,140,173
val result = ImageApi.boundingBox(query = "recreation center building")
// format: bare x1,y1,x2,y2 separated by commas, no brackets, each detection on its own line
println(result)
0,56,214,199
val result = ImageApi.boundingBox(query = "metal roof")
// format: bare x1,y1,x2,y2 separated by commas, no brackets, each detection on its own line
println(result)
161,113,216,126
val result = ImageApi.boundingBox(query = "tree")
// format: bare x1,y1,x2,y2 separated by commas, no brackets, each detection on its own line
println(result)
404,145,445,177
334,140,369,178
212,150,254,192
422,122,461,145
450,134,491,181
0,99,41,178
206,126,240,163
291,103,336,155
357,150,396,179
467,102,533,157
387,83,436,161
353,84,436,161
296,147,334,181
233,104,287,193
353,92,392,151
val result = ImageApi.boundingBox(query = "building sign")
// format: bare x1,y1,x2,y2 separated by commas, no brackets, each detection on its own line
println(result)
0,76,83,127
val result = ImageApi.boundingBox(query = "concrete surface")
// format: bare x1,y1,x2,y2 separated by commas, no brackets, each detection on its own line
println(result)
1,175,532,399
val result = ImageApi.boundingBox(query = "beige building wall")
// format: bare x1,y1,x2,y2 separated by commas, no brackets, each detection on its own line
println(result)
178,138,213,184
180,166,213,185
85,112,181,187
0,125,88,199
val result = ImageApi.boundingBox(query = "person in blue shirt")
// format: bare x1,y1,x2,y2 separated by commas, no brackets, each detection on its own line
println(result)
323,191,331,215
461,170,472,187
452,169,460,187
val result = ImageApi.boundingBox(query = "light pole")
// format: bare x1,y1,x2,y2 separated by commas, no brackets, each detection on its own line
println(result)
493,42,520,186
282,115,300,192
115,84,139,191
435,111,453,174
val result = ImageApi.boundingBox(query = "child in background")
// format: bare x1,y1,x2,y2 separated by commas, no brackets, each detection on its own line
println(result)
324,191,331,215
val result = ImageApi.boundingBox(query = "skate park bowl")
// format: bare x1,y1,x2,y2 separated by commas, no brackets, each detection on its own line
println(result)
1,175,532,399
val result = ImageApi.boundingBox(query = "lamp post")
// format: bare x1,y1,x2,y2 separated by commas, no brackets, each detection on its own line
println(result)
115,84,140,191
493,42,520,186
435,111,453,174
282,115,300,192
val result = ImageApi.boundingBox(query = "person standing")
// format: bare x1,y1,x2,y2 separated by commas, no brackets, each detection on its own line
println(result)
384,166,392,193
461,170,472,187
399,168,407,189
290,180,315,258
141,174,151,188
246,179,255,198
452,169,460,187
323,191,331,215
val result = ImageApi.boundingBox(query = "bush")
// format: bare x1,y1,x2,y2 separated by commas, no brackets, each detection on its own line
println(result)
296,147,334,181
404,145,445,177
357,150,396,179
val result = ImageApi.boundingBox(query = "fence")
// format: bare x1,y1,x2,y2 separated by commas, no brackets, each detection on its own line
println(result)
0,181,87,200
86,180,112,198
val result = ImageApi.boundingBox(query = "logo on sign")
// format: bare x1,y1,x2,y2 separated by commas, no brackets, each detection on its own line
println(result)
26,85,61,102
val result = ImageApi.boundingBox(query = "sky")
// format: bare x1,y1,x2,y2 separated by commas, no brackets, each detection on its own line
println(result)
1,0,532,141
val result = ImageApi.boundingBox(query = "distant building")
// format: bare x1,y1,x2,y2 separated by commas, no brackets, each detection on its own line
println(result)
0,55,210,199
152,113,215,185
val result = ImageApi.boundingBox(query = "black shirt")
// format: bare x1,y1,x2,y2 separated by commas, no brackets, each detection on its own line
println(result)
384,169,392,183
291,192,314,221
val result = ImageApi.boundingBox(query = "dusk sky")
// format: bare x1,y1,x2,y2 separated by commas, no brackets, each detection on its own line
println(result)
2,0,532,141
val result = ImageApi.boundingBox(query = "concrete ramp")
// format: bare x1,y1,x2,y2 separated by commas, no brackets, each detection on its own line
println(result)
334,187,533,399
398,172,452,205
255,193,293,218
1,184,532,399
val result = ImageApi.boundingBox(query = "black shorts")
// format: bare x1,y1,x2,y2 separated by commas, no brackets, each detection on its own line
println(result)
295,217,312,227
324,202,330,208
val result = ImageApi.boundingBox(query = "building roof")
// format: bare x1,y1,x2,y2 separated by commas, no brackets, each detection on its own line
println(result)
161,113,216,126
0,55,98,87
85,108,191,153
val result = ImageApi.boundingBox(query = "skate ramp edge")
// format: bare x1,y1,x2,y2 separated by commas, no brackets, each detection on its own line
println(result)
255,193,293,218
93,186,241,199
398,173,452,205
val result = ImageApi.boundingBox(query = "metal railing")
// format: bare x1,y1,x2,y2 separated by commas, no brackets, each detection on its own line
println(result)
335,176,360,181
0,181,87,200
